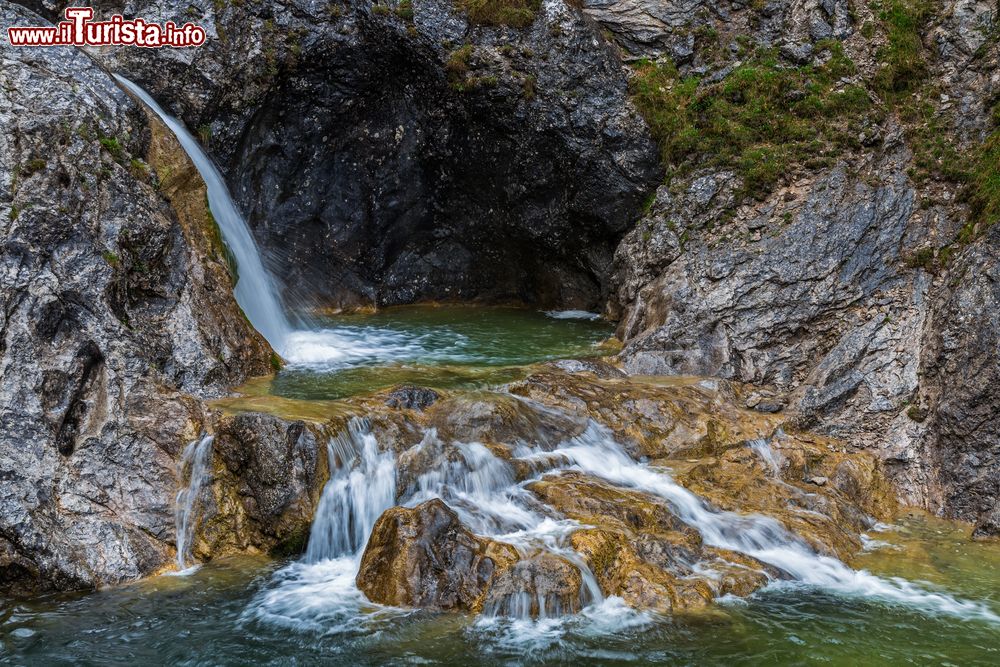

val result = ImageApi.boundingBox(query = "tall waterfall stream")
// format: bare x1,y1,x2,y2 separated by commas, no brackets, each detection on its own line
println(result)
21,77,990,664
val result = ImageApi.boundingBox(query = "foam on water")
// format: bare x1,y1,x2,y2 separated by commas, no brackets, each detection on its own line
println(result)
533,421,1000,623
281,327,428,370
245,414,999,650
544,310,602,321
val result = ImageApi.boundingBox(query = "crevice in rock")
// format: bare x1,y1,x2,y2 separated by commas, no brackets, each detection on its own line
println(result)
53,341,104,457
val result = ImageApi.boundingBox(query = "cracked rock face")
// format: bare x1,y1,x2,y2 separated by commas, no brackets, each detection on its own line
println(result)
0,3,270,593
91,0,662,312
920,222,1000,535
604,0,1000,523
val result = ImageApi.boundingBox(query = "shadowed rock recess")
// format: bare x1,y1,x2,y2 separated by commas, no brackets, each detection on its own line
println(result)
3,0,1000,610
88,0,662,311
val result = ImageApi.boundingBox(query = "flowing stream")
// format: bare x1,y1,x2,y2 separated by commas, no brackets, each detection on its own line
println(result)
174,434,214,572
25,78,991,664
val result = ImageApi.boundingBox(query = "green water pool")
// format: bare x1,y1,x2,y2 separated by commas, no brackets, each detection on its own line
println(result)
271,306,616,400
2,514,997,665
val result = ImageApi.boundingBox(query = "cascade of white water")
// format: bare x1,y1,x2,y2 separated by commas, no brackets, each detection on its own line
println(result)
113,75,294,351
532,421,1000,622
748,437,784,476
305,418,397,563
174,434,214,571
246,412,999,640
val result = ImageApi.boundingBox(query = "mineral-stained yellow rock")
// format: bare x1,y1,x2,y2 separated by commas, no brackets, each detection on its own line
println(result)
357,498,519,611
209,366,901,615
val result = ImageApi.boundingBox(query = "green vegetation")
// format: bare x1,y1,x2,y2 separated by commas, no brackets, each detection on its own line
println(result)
968,108,1000,230
871,0,934,100
205,196,239,283
20,158,46,176
870,0,999,248
455,0,540,28
129,158,149,182
630,42,870,199
396,0,414,20
870,0,965,185
98,135,124,161
446,44,473,78
101,250,120,267
521,73,536,100
445,45,496,91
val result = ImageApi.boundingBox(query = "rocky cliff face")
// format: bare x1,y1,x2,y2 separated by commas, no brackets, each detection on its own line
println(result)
0,2,271,593
80,0,1000,530
5,0,999,599
589,0,1000,530
86,0,661,312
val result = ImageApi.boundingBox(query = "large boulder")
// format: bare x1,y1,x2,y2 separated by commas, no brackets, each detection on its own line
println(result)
356,498,519,611
194,413,330,559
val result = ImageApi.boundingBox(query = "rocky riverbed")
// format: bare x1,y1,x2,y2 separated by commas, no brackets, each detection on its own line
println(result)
2,2,1000,661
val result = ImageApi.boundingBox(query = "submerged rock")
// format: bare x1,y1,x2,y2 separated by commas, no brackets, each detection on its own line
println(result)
384,386,440,412
483,553,586,617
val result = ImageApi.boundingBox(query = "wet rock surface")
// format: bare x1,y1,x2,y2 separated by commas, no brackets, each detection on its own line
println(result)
89,0,661,311
223,368,898,616
595,0,1000,524
920,222,1000,532
6,0,999,606
357,498,519,611
197,413,329,559
0,3,270,594
384,385,441,412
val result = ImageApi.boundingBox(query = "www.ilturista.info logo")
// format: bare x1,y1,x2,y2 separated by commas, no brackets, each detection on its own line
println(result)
7,7,206,48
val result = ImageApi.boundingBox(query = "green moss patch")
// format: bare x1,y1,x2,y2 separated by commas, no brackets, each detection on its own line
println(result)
630,43,871,200
455,0,540,28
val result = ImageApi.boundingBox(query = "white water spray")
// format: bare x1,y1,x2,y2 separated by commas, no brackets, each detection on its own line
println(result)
306,419,397,562
114,75,397,368
748,437,784,477
114,75,294,350
532,422,1000,623
174,434,214,571
246,410,999,644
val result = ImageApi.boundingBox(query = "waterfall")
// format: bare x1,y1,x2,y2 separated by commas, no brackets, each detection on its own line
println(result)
113,75,293,352
113,75,413,369
748,437,784,476
305,418,397,562
174,434,214,571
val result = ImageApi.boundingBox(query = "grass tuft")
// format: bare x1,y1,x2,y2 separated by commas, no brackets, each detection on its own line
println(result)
455,0,540,28
630,43,870,200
